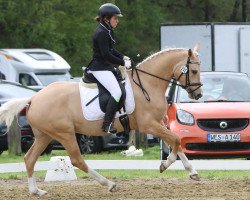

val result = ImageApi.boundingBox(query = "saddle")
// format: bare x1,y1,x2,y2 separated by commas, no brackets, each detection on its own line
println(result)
82,66,130,135
83,67,126,113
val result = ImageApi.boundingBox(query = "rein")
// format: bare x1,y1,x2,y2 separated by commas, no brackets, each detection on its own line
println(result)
132,57,202,101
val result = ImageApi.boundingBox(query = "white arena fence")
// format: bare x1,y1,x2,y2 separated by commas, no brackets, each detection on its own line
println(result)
1,157,250,173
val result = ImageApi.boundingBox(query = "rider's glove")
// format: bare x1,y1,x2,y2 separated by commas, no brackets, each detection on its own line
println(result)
124,59,132,69
123,56,131,61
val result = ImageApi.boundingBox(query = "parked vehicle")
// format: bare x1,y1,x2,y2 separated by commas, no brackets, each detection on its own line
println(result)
0,123,7,154
0,80,41,154
0,49,72,90
52,134,128,154
0,80,128,154
162,71,250,159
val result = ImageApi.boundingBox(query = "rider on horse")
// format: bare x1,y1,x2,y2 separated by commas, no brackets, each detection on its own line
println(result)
86,3,131,134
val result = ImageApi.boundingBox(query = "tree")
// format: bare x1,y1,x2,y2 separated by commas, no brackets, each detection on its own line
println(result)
230,0,241,21
128,130,148,148
8,116,21,155
0,0,246,75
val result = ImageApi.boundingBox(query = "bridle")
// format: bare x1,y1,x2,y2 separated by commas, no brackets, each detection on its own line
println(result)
174,57,203,93
132,56,203,101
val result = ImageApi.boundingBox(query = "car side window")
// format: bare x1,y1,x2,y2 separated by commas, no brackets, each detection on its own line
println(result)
19,73,38,86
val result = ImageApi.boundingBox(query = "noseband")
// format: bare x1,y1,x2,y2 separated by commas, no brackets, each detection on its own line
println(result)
132,56,203,101
174,57,203,94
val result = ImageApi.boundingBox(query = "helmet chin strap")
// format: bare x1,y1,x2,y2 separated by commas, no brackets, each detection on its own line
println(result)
104,18,112,28
100,21,116,43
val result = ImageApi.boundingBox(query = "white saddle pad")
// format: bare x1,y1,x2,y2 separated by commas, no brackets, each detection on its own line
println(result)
79,75,135,121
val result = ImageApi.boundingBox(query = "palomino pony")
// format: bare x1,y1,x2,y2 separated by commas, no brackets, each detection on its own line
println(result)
0,43,202,196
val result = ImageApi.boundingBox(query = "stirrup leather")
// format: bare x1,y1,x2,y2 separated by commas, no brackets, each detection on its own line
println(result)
102,122,117,134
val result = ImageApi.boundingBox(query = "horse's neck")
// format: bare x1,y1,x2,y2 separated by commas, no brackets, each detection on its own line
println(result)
134,49,188,94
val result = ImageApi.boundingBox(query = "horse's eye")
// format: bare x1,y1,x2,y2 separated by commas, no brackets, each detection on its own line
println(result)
192,70,198,75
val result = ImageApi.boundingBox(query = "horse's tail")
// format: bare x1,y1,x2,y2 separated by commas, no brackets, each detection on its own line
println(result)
0,97,32,130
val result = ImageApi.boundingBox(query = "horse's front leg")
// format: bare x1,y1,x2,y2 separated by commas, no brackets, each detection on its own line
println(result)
158,128,180,171
144,121,180,171
158,123,200,181
177,147,200,181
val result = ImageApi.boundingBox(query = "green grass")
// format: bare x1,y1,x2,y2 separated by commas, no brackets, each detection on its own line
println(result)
1,145,250,180
0,149,70,163
0,145,161,164
1,169,250,180
97,170,250,180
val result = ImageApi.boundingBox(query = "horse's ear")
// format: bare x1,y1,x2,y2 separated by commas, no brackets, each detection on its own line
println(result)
193,42,200,52
188,49,193,57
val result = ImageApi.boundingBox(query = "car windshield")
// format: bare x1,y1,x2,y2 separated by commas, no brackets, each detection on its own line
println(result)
177,73,250,102
0,83,36,102
36,72,71,86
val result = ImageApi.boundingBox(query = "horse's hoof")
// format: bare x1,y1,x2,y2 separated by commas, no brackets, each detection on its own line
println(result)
190,174,201,181
108,182,117,192
31,189,48,196
159,163,166,173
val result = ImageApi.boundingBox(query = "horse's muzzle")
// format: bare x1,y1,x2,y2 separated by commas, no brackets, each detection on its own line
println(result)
194,93,202,100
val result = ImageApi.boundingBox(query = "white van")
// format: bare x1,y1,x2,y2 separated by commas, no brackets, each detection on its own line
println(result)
0,49,72,90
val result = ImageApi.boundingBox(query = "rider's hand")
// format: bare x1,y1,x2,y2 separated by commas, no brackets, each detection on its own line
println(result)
124,59,132,69
123,56,131,61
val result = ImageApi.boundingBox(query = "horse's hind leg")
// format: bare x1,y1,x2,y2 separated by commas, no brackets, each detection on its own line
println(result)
24,128,52,196
59,134,116,192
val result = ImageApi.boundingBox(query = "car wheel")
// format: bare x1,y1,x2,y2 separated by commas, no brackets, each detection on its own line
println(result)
0,150,3,155
21,136,34,153
21,136,52,155
160,140,182,160
41,144,53,155
161,139,170,160
76,134,103,154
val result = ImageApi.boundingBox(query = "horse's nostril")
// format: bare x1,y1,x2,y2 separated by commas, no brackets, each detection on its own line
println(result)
196,93,202,99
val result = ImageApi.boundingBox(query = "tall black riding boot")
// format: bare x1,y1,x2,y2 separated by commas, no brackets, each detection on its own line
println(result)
102,97,119,134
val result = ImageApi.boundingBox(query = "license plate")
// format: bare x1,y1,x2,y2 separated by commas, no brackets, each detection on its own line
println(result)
207,133,240,142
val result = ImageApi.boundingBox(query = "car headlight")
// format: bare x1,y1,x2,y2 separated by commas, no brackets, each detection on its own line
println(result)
176,110,194,125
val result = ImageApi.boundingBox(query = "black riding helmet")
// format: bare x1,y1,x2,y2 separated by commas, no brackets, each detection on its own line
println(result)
98,3,123,18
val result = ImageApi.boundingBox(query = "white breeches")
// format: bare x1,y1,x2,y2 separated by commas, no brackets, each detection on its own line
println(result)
89,70,122,102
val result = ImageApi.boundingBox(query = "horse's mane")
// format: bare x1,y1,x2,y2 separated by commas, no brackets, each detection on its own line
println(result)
137,47,198,68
